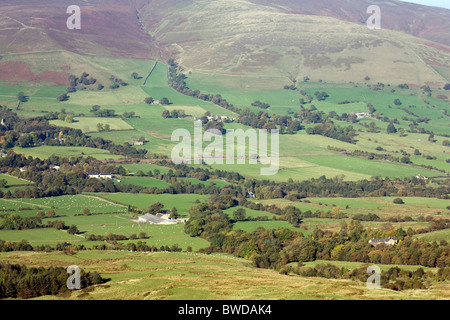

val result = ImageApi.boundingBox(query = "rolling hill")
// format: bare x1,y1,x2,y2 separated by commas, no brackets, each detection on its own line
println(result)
0,0,449,87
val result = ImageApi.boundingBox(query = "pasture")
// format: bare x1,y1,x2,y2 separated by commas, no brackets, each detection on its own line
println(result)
13,146,124,161
50,117,134,133
92,193,210,216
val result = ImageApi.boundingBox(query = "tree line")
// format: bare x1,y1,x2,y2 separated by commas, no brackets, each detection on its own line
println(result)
0,262,106,299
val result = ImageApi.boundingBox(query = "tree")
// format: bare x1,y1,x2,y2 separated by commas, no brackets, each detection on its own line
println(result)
67,225,79,235
162,110,170,118
144,97,154,104
400,156,411,164
160,97,170,105
138,232,147,239
131,72,139,79
57,93,69,101
91,105,101,113
387,123,397,134
444,83,450,90
393,99,402,106
393,198,404,204
170,207,179,219
17,92,27,103
65,114,74,123
0,179,7,188
47,210,56,218
233,208,246,221
148,202,164,214
97,123,104,132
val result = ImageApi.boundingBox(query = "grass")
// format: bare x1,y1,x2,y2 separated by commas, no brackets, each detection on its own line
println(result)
91,193,210,216
414,229,450,243
233,220,301,233
13,146,124,161
0,173,33,187
116,176,171,189
50,117,134,133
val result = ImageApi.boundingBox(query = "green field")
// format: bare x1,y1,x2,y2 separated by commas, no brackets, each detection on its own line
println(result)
92,193,210,216
13,146,124,161
50,117,134,133
116,176,171,189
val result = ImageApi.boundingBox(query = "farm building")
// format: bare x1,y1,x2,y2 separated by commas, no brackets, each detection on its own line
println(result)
87,172,113,180
351,112,373,119
138,213,178,225
368,237,398,247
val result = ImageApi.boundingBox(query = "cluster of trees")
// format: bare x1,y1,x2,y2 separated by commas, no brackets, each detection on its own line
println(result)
306,122,357,143
251,101,270,109
0,213,81,235
90,105,116,118
109,75,127,89
0,262,105,299
85,233,129,241
314,91,329,101
67,72,97,93
162,109,185,119
0,213,43,230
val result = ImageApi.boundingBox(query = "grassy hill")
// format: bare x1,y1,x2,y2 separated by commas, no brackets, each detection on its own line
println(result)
1,250,449,300
137,0,450,86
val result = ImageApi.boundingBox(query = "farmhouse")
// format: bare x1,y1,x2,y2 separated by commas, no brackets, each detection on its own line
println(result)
87,172,113,180
133,141,144,146
351,112,373,119
138,213,178,225
368,237,398,247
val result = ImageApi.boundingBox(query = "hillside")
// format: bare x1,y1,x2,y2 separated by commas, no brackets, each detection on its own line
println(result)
137,0,450,86
0,0,449,86
0,0,160,59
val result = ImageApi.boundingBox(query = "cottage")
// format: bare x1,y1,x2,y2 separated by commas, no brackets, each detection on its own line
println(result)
133,140,144,146
368,237,398,247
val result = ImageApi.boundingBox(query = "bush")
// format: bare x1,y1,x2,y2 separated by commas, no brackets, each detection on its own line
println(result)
393,198,404,204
